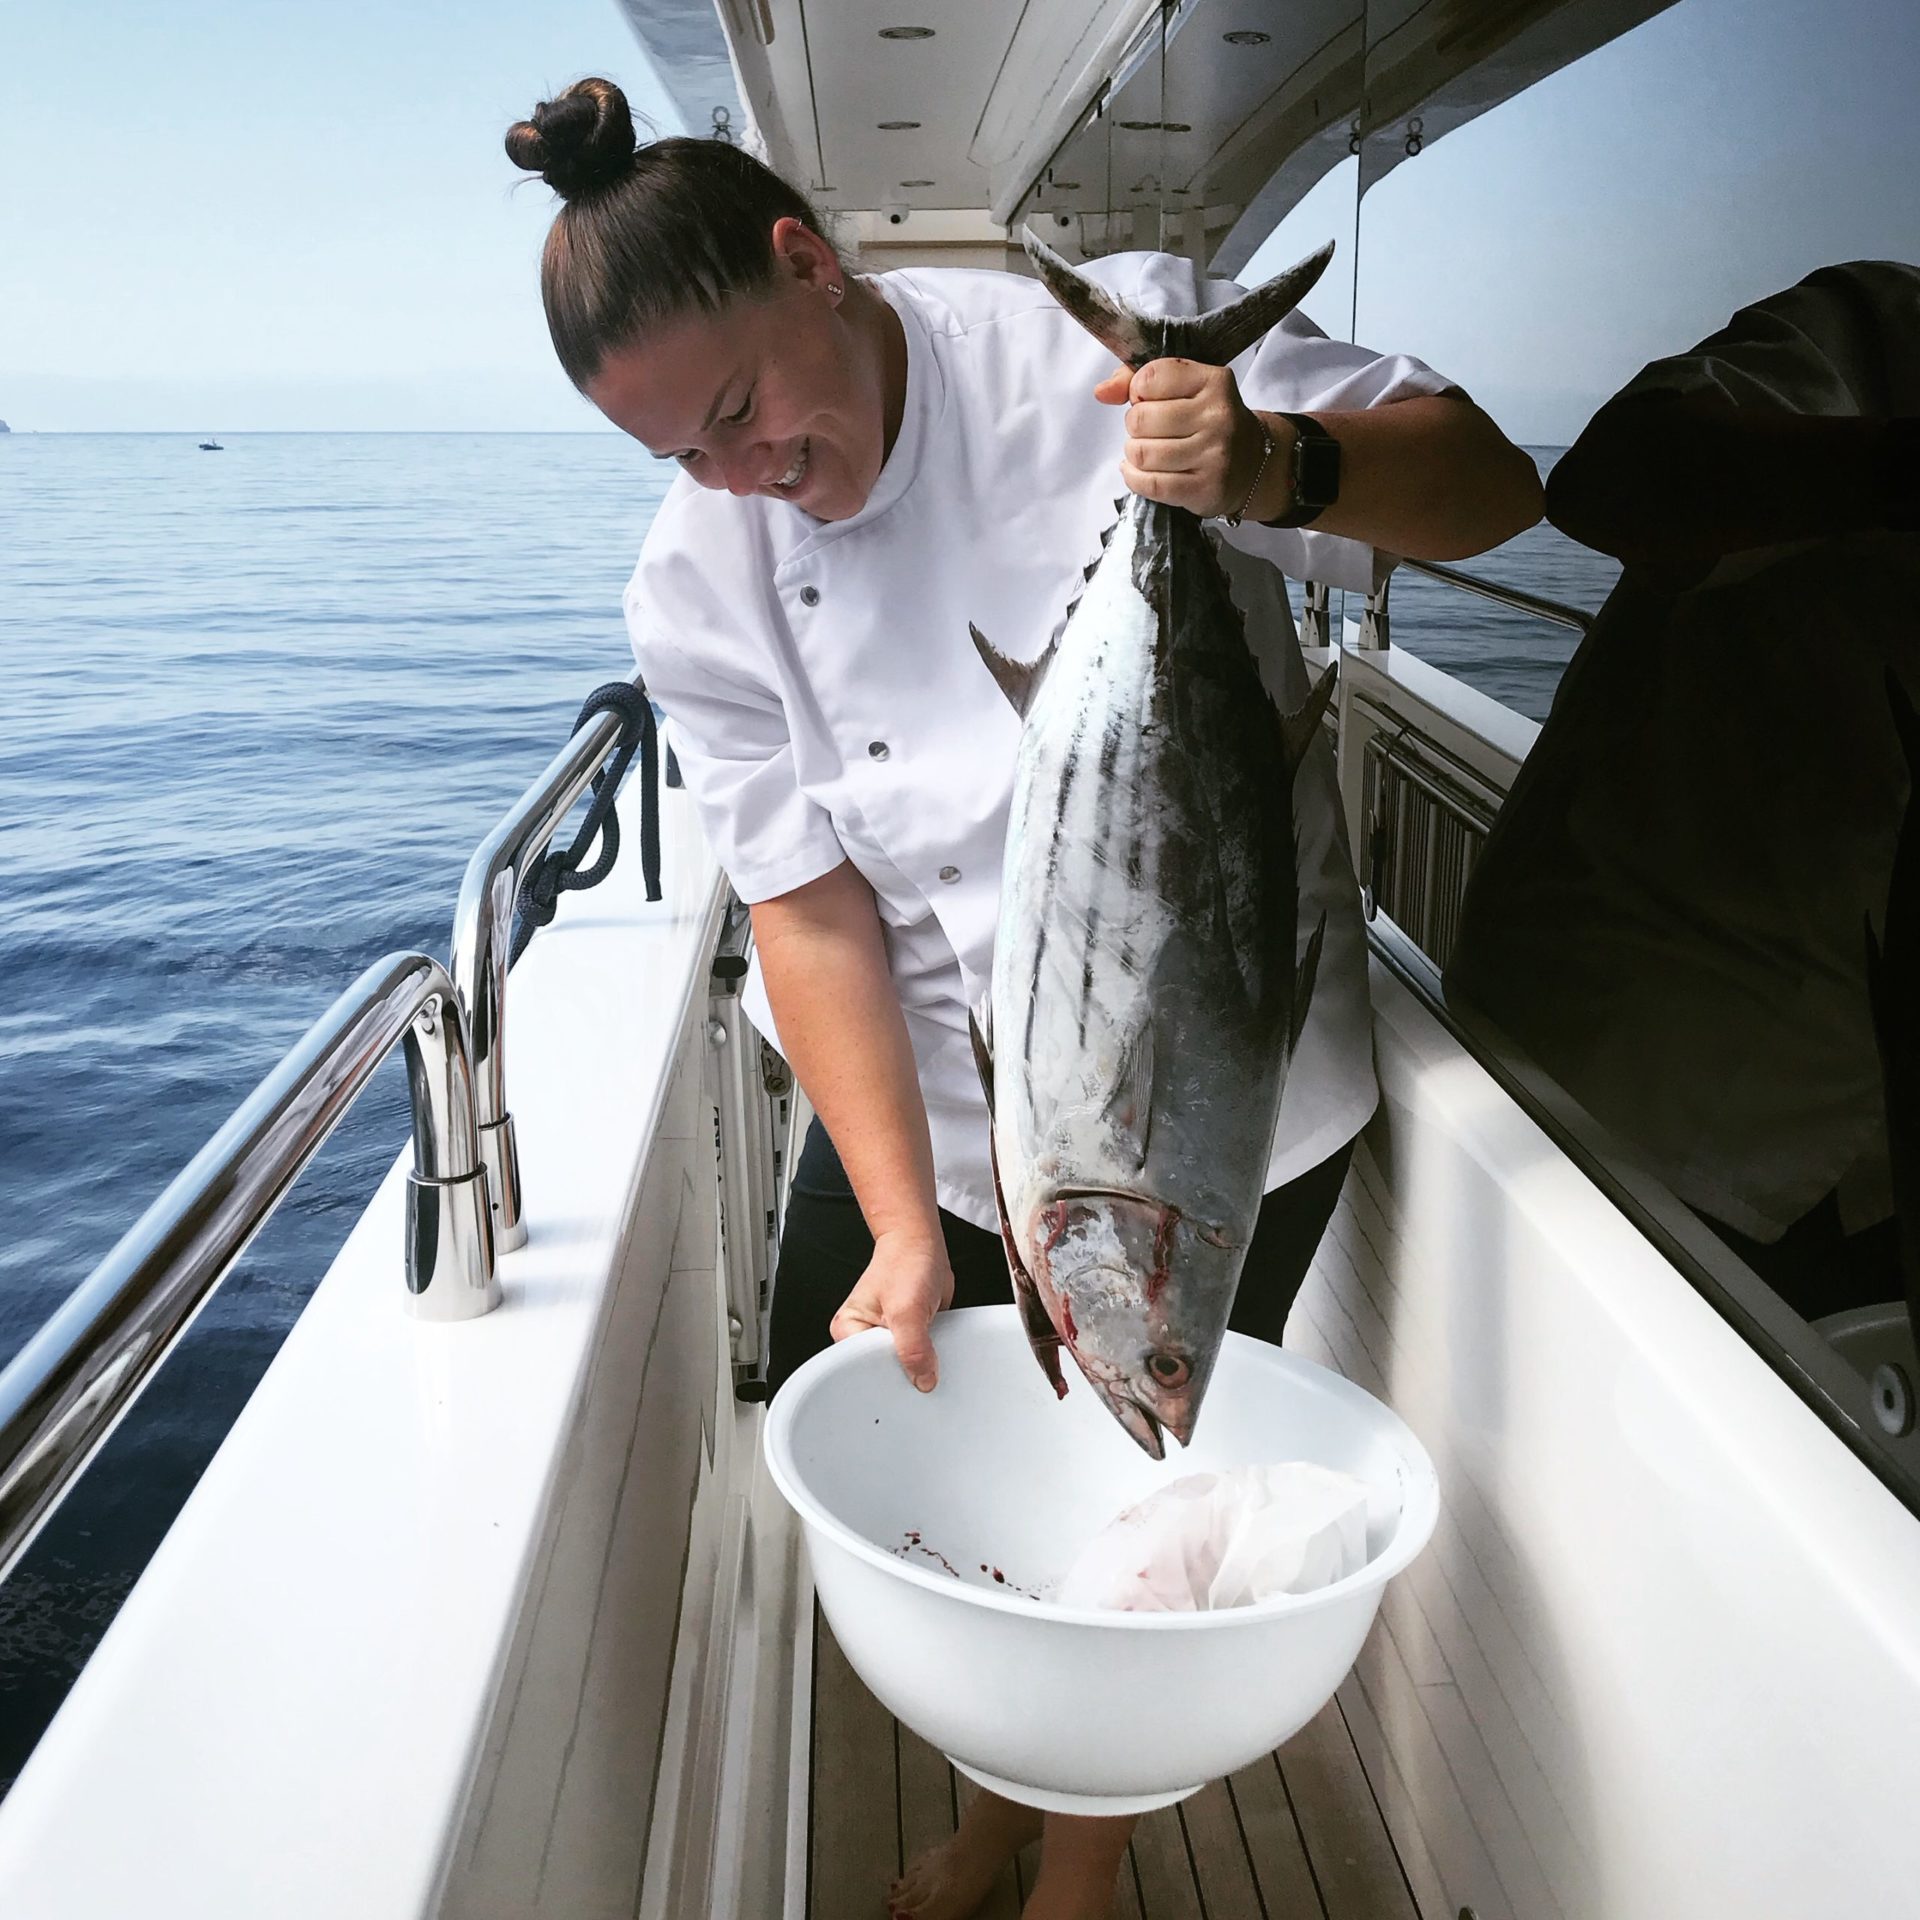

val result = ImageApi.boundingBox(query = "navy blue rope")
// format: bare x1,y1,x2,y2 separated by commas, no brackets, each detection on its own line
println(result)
510,682,661,966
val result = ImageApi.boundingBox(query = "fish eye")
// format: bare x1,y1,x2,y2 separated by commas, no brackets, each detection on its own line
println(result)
1146,1351,1191,1390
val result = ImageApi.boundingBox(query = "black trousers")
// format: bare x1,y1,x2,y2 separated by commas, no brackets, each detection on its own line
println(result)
766,1119,1356,1395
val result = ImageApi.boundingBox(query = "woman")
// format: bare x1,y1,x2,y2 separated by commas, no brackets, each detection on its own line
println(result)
508,75,1539,1920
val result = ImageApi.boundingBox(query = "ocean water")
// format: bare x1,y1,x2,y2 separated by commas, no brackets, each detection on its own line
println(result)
0,433,1615,1791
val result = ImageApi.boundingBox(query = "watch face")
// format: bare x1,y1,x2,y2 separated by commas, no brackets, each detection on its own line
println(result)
1296,433,1341,510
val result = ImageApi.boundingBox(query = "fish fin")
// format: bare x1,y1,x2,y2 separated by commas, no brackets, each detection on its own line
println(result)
1100,1023,1155,1173
1020,229,1158,364
985,1109,1068,1399
968,1003,995,1118
970,622,1058,719
1280,660,1339,781
1022,226,1335,369
1290,913,1327,1057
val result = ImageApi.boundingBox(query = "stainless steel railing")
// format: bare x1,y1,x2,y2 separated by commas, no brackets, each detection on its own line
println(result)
450,678,642,1252
0,952,495,1584
0,680,653,1585
1392,556,1597,637
1301,557,1595,657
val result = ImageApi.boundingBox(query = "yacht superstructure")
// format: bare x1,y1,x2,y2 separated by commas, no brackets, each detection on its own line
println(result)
1,4,1916,1916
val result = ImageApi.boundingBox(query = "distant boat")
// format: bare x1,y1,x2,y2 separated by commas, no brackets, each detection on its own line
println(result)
198,437,223,451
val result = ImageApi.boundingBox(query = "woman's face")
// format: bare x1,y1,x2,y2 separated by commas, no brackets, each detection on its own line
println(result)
587,222,888,523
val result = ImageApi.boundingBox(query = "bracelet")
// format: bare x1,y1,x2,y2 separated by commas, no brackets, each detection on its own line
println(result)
1224,421,1274,527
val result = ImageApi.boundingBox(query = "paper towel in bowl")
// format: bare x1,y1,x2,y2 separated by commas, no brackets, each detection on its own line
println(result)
1052,1463,1372,1613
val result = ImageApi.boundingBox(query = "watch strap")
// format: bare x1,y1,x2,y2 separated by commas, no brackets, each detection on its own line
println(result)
1261,411,1341,529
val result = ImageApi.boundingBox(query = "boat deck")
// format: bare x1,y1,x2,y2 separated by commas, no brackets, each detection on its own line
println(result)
810,1615,1424,1919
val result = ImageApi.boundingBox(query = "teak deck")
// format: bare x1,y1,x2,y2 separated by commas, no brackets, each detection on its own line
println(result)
809,1614,1424,1919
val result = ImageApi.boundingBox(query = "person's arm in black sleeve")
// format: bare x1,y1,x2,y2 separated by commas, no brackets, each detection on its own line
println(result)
1546,392,1916,586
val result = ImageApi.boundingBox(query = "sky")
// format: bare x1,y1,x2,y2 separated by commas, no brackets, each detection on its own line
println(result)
0,0,678,432
1249,0,1920,443
3,0,1917,438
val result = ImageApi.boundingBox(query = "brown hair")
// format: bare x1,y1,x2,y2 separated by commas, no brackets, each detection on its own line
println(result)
505,77,827,391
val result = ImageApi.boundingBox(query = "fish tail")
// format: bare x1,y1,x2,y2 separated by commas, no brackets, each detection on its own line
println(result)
1021,226,1335,370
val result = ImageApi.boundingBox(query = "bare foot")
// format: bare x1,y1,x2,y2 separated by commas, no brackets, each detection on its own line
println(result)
890,1791,1042,1919
1019,1812,1137,1920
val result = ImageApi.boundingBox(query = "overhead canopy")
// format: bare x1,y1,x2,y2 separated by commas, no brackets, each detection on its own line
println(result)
617,0,1672,272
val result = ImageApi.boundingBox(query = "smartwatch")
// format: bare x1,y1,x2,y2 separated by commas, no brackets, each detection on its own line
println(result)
1262,412,1341,528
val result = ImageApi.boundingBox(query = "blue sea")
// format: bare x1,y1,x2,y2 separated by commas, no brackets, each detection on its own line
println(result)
0,433,1616,1790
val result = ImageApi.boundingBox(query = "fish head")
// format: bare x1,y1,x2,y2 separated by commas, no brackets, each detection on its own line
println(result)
1026,1188,1239,1458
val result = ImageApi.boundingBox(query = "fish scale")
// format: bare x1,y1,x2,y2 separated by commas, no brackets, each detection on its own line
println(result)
968,229,1339,1457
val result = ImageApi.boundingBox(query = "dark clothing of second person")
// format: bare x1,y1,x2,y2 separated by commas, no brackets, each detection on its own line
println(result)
1446,261,1920,1318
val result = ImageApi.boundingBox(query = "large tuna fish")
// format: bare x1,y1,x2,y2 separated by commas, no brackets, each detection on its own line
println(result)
968,231,1338,1459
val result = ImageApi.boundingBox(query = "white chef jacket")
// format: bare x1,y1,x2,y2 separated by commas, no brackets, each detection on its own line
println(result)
627,251,1456,1232
1447,261,1920,1241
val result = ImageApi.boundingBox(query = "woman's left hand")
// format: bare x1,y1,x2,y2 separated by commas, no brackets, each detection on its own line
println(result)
1093,358,1270,520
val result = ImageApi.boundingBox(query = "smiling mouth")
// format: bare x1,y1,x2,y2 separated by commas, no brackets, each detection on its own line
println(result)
773,439,810,492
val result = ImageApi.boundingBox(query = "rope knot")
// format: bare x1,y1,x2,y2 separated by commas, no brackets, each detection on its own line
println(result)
509,681,662,966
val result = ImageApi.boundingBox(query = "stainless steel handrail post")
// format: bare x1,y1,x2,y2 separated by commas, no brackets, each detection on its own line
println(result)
0,952,496,1585
450,678,642,1254
1300,580,1333,650
1359,570,1391,651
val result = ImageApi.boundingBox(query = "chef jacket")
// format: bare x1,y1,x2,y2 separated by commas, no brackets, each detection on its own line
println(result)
628,249,1456,1232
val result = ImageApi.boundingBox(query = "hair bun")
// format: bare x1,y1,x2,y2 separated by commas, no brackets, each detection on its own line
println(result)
506,77,636,200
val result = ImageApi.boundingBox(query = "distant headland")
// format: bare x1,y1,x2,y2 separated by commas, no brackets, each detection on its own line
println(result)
0,421,10,434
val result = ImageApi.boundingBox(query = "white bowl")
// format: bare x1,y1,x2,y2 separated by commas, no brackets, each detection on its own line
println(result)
764,1305,1438,1814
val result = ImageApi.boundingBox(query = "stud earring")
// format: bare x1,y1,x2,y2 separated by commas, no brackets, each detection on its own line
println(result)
826,281,843,297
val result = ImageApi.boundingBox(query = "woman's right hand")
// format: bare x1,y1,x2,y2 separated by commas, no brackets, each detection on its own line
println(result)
829,1228,955,1392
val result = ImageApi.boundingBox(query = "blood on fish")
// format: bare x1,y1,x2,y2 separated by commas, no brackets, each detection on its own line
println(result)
1041,1200,1071,1253
1061,1297,1078,1344
1145,1205,1179,1302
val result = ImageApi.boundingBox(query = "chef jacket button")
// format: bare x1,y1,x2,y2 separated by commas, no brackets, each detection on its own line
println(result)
938,865,961,884
799,585,821,607
868,740,890,760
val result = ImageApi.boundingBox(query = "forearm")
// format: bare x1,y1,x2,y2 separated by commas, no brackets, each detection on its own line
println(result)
1547,396,1897,568
1248,395,1543,561
751,861,942,1251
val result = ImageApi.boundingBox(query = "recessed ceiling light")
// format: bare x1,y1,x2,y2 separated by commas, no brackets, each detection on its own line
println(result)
900,179,936,187
1224,29,1271,45
1052,180,1081,190
876,120,921,129
1118,119,1190,132
878,25,935,38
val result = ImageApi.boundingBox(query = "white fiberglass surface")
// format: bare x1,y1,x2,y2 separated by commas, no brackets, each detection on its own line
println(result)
1295,958,1920,1920
0,791,726,1919
766,1305,1436,1624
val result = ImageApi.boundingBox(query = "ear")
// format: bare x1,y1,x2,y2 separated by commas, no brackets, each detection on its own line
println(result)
770,215,840,292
